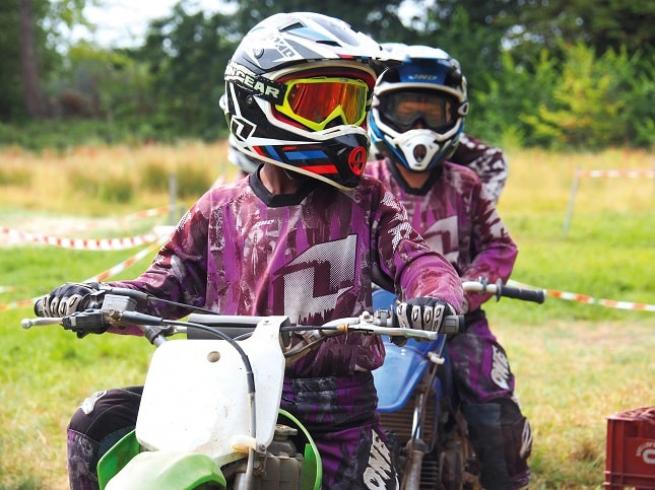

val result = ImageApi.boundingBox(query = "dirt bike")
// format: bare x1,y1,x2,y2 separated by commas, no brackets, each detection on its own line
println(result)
372,280,545,490
23,288,464,490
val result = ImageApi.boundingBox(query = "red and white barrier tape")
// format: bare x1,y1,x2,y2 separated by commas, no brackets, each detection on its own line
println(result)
71,206,173,231
123,206,172,220
0,227,159,250
508,279,655,312
84,242,162,282
576,169,655,179
0,242,162,313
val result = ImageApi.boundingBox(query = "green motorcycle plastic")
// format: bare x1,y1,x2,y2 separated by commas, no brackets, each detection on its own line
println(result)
97,410,322,490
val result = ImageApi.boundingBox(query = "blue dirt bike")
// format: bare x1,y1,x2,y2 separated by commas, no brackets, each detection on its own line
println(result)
372,280,544,490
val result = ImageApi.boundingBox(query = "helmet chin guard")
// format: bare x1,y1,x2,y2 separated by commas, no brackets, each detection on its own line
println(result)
369,43,468,174
393,129,442,172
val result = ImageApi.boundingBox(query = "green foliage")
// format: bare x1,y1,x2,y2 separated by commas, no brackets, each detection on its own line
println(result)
507,0,655,58
229,0,416,43
521,44,653,148
51,42,154,121
0,119,173,150
0,0,88,119
421,5,507,94
0,0,654,150
466,49,559,146
137,2,237,139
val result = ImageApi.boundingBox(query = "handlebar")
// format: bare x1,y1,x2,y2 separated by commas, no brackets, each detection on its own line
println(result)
29,278,544,342
24,293,465,345
462,279,545,304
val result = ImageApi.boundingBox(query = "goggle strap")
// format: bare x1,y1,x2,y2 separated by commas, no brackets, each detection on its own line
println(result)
225,62,287,105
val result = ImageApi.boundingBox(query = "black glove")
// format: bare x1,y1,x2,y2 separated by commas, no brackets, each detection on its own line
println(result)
395,297,457,332
38,282,101,317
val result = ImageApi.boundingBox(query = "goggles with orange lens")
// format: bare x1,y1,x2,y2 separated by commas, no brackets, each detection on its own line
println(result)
379,89,457,132
275,77,370,131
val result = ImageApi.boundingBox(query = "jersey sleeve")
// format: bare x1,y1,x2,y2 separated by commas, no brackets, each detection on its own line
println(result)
371,183,463,311
108,193,211,320
451,134,508,204
461,180,518,311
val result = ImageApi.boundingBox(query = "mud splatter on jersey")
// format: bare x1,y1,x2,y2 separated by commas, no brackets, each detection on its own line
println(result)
366,159,517,312
110,171,462,377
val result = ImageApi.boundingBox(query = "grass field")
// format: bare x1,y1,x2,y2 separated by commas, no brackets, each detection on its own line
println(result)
1,142,654,489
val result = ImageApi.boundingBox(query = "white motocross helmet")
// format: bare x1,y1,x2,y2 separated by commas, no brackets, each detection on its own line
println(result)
369,43,468,172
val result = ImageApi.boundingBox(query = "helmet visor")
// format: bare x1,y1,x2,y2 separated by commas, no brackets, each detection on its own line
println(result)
380,89,457,132
276,77,369,131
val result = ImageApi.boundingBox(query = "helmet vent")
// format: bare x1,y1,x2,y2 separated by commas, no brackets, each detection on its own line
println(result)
281,22,304,32
316,40,340,46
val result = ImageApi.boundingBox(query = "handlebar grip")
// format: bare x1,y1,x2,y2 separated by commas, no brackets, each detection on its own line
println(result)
442,314,464,335
498,284,545,304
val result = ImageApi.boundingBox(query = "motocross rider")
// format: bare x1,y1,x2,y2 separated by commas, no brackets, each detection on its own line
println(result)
366,44,531,490
41,15,464,490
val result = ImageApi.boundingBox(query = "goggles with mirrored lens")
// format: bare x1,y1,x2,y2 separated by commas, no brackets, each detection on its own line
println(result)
275,77,370,132
380,90,456,132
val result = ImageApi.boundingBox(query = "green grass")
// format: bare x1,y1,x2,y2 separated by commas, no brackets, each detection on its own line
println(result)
0,247,157,489
494,210,655,324
1,145,654,488
493,318,655,489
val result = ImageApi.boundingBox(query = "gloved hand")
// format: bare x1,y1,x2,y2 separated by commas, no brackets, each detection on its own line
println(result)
38,282,101,317
395,297,457,332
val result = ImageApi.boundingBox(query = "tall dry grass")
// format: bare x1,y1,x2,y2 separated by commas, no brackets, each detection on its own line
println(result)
0,141,236,215
500,147,655,216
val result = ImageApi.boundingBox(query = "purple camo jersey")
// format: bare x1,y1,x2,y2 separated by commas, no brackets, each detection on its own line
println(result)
451,133,508,204
365,159,517,312
110,172,462,377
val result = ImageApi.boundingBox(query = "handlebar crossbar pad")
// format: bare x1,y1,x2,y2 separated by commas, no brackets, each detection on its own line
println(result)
187,326,255,340
500,285,545,304
186,314,263,340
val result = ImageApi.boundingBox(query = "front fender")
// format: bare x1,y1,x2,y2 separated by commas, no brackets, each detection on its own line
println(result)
98,431,226,490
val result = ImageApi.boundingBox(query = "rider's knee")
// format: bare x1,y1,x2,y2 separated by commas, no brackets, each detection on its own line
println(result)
462,399,531,490
68,387,141,440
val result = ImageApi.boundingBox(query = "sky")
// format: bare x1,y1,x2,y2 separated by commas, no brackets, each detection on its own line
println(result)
69,0,423,48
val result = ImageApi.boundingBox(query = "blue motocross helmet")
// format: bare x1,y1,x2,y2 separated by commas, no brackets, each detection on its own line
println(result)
369,44,468,172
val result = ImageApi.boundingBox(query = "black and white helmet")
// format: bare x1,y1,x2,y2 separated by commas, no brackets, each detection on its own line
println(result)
222,12,386,190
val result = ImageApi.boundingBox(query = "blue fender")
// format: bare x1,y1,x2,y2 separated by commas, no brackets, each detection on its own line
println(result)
372,288,447,412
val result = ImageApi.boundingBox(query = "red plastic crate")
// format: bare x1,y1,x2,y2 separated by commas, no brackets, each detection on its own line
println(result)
605,407,655,489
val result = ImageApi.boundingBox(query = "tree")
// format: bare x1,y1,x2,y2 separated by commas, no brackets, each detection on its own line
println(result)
506,0,655,58
19,0,45,116
137,2,238,138
0,0,87,119
228,0,419,43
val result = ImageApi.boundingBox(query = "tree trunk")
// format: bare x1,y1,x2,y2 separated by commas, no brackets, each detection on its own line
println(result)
19,0,44,117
